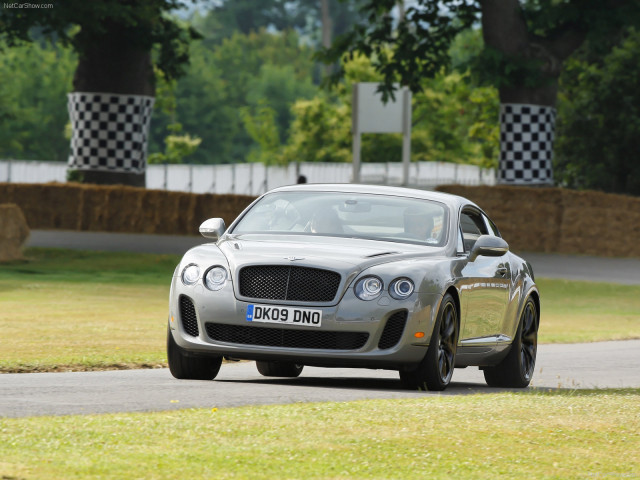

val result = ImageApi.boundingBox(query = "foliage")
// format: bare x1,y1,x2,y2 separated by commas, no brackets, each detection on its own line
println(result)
282,53,499,167
240,102,283,165
0,40,76,161
191,0,367,48
149,29,317,164
147,68,201,164
319,0,640,99
0,0,199,82
554,29,640,195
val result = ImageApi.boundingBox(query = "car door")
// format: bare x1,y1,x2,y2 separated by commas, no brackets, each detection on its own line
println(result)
457,207,510,344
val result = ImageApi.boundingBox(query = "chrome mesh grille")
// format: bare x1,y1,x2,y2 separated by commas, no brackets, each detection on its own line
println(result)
239,265,341,302
205,323,368,350
378,310,408,349
179,295,199,337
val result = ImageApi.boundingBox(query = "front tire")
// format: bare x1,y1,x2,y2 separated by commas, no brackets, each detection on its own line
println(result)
167,327,222,380
484,297,538,388
400,293,459,391
256,361,304,377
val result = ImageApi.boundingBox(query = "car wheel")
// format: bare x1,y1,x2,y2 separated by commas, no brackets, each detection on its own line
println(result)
483,297,538,388
256,361,304,377
399,293,459,391
167,327,222,380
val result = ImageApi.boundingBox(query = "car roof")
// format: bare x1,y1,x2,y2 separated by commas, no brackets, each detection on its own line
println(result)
270,183,475,210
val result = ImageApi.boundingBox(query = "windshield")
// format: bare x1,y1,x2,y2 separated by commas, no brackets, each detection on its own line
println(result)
231,191,449,247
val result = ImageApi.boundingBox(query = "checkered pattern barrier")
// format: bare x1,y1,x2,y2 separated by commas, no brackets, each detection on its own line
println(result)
67,92,155,174
499,103,556,185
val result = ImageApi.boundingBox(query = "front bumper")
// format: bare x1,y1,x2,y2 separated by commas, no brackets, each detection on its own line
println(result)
168,276,442,369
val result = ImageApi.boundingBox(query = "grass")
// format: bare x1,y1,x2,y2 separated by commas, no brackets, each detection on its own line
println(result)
0,248,639,372
538,278,640,343
1,390,639,479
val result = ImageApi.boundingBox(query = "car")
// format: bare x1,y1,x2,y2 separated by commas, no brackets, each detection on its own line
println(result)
167,184,540,391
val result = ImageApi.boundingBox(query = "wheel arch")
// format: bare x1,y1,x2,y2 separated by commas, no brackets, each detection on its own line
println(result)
527,288,541,330
445,285,462,328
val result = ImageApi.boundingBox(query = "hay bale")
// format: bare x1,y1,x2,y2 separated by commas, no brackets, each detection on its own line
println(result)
0,203,30,262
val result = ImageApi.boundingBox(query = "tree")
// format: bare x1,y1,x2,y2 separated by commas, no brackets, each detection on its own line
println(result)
554,28,640,196
281,52,498,166
320,0,640,186
0,40,76,161
149,29,317,164
1,0,199,186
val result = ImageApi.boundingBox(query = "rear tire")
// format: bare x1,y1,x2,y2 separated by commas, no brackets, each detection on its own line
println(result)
400,293,459,391
256,361,304,377
167,327,222,380
484,297,538,388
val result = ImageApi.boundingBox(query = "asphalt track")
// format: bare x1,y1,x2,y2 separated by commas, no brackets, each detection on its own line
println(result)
2,229,636,418
2,340,639,418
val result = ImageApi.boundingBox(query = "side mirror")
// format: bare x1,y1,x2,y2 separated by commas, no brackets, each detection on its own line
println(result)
468,235,509,262
199,218,226,240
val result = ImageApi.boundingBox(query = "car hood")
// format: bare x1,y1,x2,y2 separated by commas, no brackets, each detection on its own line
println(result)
207,234,445,280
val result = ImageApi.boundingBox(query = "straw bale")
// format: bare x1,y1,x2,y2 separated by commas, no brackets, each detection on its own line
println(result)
0,203,30,262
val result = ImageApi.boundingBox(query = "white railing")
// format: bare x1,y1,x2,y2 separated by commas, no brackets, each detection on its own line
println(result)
0,159,495,195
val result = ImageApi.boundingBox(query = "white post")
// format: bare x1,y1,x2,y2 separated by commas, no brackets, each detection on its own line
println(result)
352,83,361,183
401,87,411,186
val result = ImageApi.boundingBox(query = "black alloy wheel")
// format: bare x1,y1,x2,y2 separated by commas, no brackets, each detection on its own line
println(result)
484,297,538,388
256,361,304,377
400,293,459,391
167,326,223,380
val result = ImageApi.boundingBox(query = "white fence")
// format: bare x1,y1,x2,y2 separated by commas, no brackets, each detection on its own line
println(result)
0,159,495,195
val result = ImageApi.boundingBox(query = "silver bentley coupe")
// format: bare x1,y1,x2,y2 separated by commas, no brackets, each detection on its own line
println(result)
167,184,540,391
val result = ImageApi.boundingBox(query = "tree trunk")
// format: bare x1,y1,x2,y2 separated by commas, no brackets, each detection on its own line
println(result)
67,23,155,187
321,0,333,76
480,0,584,186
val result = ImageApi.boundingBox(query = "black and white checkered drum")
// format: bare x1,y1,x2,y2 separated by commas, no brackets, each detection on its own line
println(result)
499,103,556,185
67,92,155,174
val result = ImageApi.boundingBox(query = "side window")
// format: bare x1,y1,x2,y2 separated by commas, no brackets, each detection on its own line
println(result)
460,209,488,252
457,227,465,254
482,214,501,238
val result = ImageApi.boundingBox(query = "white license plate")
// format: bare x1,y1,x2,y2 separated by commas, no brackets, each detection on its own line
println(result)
246,304,322,327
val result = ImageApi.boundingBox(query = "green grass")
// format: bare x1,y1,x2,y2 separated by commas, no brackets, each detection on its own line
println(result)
537,278,640,343
0,248,638,372
1,391,639,479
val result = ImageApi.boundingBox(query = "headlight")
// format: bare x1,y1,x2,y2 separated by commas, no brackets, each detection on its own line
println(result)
204,266,228,291
389,278,414,299
181,264,200,286
355,276,383,301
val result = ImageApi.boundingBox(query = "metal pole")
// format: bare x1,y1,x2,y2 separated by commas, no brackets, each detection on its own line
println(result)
352,83,361,184
401,87,411,186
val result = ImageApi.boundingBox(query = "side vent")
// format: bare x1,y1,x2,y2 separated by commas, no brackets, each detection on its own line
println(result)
179,295,199,337
378,310,408,349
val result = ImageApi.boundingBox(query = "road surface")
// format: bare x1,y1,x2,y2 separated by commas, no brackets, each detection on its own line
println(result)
1,340,639,418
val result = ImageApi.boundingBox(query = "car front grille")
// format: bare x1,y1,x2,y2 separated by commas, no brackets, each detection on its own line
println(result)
238,265,341,302
378,310,408,349
205,323,368,350
179,295,199,337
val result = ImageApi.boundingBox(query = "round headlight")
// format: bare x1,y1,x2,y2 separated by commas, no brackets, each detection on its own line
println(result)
355,276,383,301
204,266,228,291
389,278,415,300
181,264,200,286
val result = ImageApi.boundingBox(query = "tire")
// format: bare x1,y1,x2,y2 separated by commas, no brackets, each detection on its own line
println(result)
167,327,222,380
256,361,304,377
399,293,459,391
483,297,538,388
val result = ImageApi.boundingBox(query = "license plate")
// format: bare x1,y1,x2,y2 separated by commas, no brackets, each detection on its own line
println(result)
246,304,322,327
